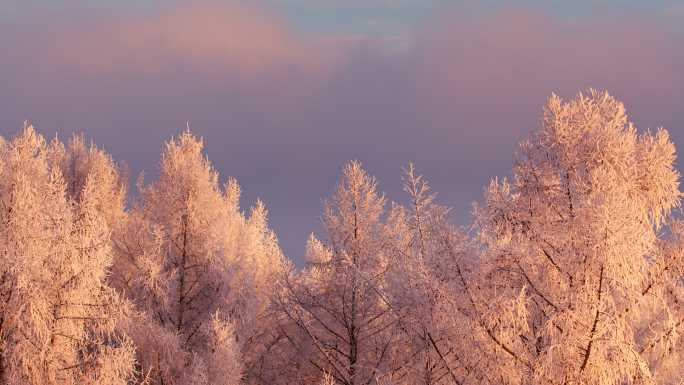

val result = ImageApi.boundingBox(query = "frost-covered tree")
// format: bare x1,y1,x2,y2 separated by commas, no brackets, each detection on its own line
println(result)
236,196,297,384
47,134,133,300
275,161,405,385
642,220,684,385
48,134,127,227
4,88,683,385
115,130,285,385
471,90,683,385
0,125,136,385
384,164,475,385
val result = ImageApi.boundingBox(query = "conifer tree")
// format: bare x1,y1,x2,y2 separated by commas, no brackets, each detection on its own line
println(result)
0,125,135,385
471,90,682,385
384,164,474,385
116,130,285,385
276,161,403,385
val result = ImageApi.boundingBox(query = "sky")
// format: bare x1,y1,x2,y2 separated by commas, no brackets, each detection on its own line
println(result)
1,0,683,262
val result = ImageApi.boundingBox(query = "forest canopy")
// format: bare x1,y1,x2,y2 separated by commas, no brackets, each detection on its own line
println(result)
0,90,682,385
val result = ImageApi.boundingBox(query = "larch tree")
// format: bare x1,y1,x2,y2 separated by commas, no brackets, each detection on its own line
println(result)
48,134,186,385
235,196,294,384
470,90,682,385
640,219,684,385
0,125,136,385
49,133,128,230
47,134,133,305
114,130,243,385
275,161,404,385
384,164,475,385
4,87,683,385
115,130,285,385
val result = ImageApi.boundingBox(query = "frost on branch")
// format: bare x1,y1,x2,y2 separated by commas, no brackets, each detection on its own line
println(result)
273,161,404,385
471,90,682,385
0,125,135,385
2,89,683,385
113,130,284,385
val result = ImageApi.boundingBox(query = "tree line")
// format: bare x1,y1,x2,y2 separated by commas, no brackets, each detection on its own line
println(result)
1,90,682,385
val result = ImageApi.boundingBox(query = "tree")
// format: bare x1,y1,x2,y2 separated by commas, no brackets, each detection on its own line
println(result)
4,88,683,385
275,161,404,385
48,134,133,302
115,130,285,385
0,124,136,385
384,164,475,385
470,90,683,385
640,219,684,385
49,133,127,228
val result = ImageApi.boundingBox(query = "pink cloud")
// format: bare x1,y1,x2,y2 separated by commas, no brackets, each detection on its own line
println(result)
410,6,684,149
45,4,322,77
5,3,681,141
4,2,363,120
1,2,682,259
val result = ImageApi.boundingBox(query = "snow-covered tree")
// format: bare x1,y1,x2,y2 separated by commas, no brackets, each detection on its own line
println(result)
48,133,127,227
115,130,285,385
275,161,405,385
384,164,475,385
47,134,133,299
470,90,683,385
4,88,683,385
642,220,684,385
0,125,136,385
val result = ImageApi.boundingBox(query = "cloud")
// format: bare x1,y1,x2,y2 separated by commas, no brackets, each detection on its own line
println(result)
7,3,349,102
1,2,682,261
55,5,315,75
411,6,684,149
1,2,363,138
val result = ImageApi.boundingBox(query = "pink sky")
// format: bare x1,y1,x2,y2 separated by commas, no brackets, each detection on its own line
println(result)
1,2,682,260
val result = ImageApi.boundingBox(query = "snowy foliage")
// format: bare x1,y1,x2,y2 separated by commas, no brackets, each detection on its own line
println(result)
0,125,136,385
471,90,682,385
1,90,683,385
113,131,285,385
273,161,404,385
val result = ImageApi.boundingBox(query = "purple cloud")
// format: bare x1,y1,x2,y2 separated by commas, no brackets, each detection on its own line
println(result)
1,3,681,261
